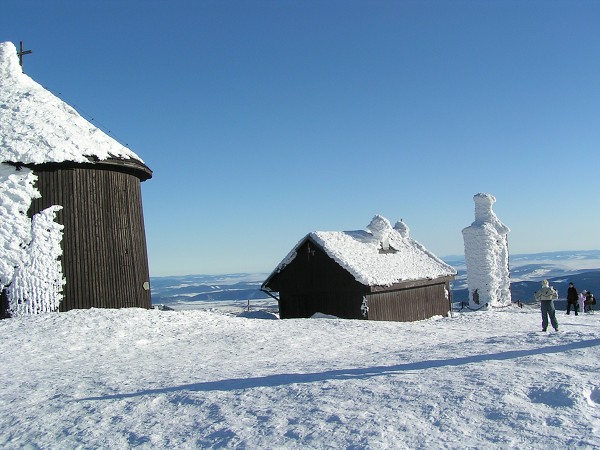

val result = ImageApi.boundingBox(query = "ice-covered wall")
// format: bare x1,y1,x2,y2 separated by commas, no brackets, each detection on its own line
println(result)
9,206,65,316
462,193,511,308
0,164,65,316
0,165,39,293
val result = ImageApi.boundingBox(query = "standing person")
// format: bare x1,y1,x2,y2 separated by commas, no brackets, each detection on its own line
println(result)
472,289,480,305
588,292,596,311
579,290,587,314
535,279,559,332
566,282,579,315
584,291,593,312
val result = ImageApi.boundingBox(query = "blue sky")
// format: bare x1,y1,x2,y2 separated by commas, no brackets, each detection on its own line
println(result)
3,1,599,276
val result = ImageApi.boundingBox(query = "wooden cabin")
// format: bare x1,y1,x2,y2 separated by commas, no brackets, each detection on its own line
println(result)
0,41,152,313
262,216,456,322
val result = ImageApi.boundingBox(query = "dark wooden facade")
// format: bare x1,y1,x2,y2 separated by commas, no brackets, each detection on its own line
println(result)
367,279,453,322
22,158,152,311
263,237,454,322
267,239,367,319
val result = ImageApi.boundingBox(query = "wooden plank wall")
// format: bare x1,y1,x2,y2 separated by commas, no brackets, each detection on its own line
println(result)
275,240,366,319
28,166,151,311
281,290,363,319
367,283,449,322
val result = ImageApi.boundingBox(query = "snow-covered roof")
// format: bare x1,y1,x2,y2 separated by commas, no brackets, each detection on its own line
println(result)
267,215,456,288
0,41,143,165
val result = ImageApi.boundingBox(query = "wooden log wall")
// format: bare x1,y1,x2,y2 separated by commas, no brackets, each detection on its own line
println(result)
27,164,151,311
367,282,449,322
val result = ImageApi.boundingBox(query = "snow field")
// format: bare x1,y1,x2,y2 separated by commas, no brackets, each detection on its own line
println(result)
1,306,599,449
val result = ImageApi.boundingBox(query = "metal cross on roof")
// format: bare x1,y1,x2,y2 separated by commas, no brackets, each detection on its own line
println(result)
18,41,32,70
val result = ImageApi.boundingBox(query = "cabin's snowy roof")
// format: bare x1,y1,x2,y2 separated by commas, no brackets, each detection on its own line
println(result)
0,41,143,165
267,215,456,288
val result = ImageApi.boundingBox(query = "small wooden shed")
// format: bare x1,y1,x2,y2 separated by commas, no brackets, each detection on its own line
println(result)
262,216,456,322
0,41,152,313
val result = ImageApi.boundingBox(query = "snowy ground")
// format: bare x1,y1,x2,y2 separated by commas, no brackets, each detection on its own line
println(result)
158,298,279,316
1,305,599,449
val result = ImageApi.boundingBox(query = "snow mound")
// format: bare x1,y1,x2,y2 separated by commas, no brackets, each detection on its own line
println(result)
237,310,279,320
310,312,339,319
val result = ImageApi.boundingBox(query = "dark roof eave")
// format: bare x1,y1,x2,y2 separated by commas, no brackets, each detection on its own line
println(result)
4,156,152,181
368,274,456,293
261,234,315,290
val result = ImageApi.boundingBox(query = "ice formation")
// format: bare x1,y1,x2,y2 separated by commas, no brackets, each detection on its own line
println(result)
0,165,40,293
9,206,65,316
0,166,65,316
462,193,511,308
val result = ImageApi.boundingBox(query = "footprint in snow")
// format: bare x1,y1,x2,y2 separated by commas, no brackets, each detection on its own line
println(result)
527,384,575,407
587,387,600,405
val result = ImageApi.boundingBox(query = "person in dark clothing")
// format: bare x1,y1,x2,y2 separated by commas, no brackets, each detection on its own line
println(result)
566,282,578,315
585,291,594,312
535,279,559,332
472,289,480,305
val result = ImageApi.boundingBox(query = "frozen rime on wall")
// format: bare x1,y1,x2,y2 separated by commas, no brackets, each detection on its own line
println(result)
10,206,65,316
462,193,511,308
0,165,38,290
0,164,65,316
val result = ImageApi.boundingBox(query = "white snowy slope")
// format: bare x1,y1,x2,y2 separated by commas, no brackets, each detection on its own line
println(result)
0,41,143,164
1,307,599,449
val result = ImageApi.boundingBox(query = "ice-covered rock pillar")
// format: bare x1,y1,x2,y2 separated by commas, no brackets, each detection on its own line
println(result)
462,193,511,308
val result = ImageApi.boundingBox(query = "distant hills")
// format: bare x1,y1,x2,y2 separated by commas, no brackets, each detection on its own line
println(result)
150,273,271,309
150,250,600,309
449,249,600,303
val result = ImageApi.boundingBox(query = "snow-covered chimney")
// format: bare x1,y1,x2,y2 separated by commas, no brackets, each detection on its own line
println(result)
367,215,392,240
462,193,511,309
394,219,410,238
474,193,495,223
367,215,393,250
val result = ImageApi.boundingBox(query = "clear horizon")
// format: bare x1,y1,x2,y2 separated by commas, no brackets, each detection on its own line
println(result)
3,1,599,277
146,248,600,278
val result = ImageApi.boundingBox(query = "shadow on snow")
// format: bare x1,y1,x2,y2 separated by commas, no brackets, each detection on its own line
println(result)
78,338,600,401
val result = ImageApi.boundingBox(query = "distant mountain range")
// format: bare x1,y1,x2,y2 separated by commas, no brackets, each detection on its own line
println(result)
150,250,600,309
448,249,600,303
150,273,271,309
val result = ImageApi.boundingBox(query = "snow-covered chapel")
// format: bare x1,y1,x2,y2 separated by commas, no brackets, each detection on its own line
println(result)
0,41,153,316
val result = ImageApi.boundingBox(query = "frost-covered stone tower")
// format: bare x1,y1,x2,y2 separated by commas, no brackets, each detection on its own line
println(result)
462,193,511,308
